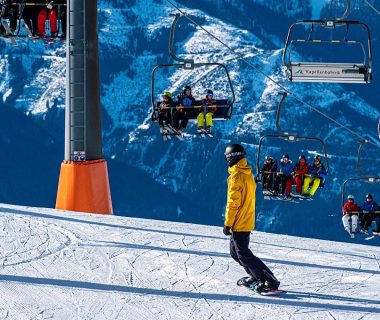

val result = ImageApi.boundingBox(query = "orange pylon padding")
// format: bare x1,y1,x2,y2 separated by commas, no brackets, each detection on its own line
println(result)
56,159,113,214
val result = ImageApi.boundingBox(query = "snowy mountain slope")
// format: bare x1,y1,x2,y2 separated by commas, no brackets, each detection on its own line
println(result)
0,204,380,319
0,0,380,242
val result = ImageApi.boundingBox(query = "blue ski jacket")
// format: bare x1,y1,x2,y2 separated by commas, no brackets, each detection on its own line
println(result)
277,161,293,176
309,163,327,179
360,200,379,212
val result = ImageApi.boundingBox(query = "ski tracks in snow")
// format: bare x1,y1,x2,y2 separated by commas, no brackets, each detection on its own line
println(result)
0,204,380,319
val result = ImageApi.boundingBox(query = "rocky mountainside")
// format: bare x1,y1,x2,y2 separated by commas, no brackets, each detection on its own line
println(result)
0,0,379,242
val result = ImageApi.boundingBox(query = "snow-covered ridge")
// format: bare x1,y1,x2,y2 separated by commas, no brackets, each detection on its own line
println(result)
0,203,379,319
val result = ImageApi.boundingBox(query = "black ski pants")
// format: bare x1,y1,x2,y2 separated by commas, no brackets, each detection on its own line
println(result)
172,109,189,130
230,231,274,282
360,212,374,231
262,173,275,191
158,110,172,127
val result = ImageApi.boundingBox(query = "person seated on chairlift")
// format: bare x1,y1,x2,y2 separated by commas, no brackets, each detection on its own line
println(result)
342,195,360,236
359,193,379,234
158,91,175,128
274,154,293,200
197,89,217,134
55,0,66,39
289,155,309,197
174,85,194,132
35,1,59,37
302,155,327,197
260,155,277,192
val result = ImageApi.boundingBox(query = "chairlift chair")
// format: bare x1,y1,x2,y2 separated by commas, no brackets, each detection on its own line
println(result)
151,13,236,125
282,19,373,84
0,2,66,44
256,93,330,190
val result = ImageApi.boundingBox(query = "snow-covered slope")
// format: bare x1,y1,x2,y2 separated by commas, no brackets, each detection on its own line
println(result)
1,204,379,319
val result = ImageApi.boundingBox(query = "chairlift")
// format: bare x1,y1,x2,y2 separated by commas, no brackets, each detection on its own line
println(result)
151,13,236,128
256,93,330,198
282,12,373,84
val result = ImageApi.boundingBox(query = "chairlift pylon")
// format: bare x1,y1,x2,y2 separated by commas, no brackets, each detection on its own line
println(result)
282,2,373,84
151,13,236,124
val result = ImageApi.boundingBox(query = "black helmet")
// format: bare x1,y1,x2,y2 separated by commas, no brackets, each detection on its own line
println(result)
224,144,246,167
299,155,306,161
183,85,191,94
206,89,213,96
282,154,289,160
265,155,272,161
314,155,321,162
366,193,373,199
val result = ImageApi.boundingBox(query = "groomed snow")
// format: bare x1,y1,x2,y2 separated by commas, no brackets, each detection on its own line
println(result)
0,203,379,319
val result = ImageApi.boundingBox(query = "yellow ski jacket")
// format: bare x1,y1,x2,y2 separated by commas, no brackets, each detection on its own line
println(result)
224,158,256,232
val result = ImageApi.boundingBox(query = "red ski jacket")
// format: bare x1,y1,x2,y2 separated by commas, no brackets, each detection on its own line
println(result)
342,202,359,215
293,162,309,176
203,98,217,113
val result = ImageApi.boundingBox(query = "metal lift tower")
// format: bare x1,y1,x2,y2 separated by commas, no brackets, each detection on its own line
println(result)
56,0,113,214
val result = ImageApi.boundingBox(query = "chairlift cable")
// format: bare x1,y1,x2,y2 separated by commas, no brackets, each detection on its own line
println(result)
364,0,380,16
164,0,380,149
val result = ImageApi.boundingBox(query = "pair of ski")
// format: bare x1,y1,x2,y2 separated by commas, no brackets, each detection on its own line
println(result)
196,128,213,138
290,193,313,201
345,228,379,240
160,125,184,141
262,190,311,203
1,21,62,46
364,232,380,241
237,277,286,296
1,20,17,46
24,23,63,46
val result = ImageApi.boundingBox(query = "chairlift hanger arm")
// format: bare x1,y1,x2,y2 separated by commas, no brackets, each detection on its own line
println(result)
275,92,296,135
169,13,194,65
355,139,379,178
338,0,351,21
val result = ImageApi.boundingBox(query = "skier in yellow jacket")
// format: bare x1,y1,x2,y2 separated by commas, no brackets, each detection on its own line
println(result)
224,144,280,293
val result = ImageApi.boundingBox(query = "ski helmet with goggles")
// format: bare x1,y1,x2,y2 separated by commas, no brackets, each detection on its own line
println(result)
314,155,321,162
265,155,272,161
366,193,373,199
183,85,191,93
299,155,306,161
206,89,213,96
347,195,355,201
282,154,289,160
224,144,246,167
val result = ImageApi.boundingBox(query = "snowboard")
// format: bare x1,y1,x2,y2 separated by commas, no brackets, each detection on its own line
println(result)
237,277,286,296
